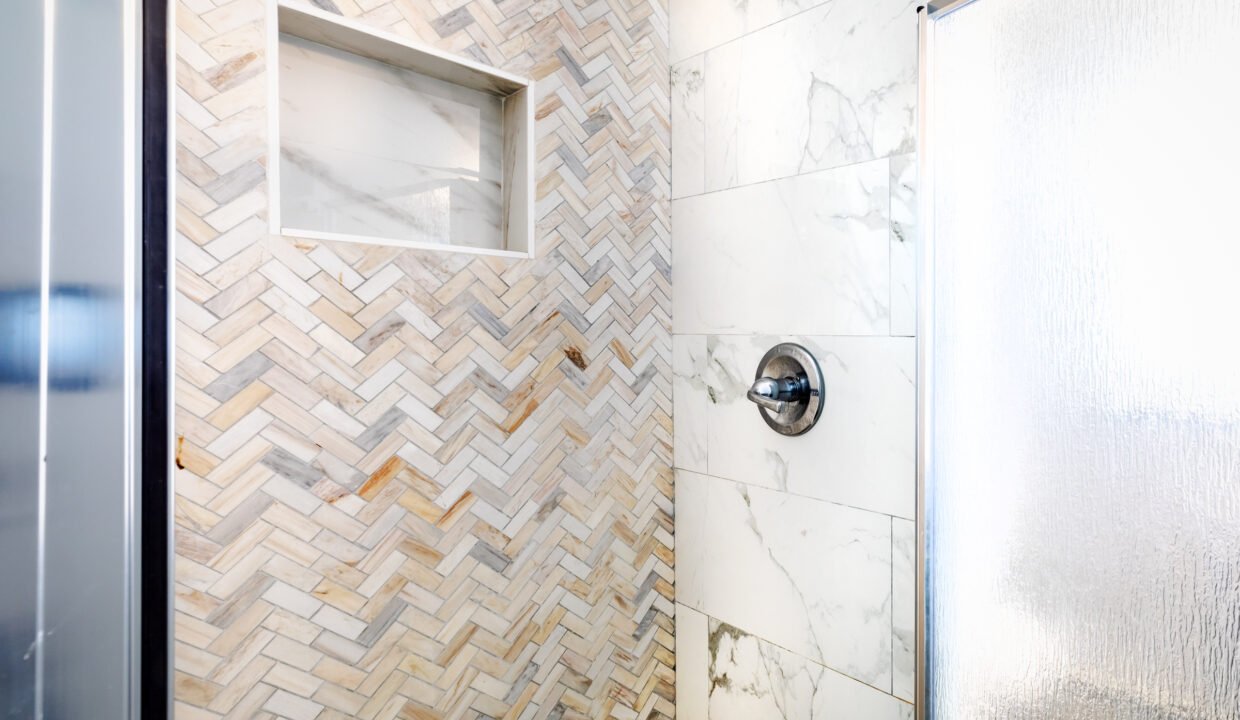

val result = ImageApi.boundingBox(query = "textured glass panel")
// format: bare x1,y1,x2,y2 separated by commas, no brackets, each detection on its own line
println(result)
0,3,47,715
926,0,1240,717
42,0,135,715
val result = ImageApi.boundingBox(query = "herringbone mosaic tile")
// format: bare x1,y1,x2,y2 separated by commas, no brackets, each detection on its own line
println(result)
172,0,673,717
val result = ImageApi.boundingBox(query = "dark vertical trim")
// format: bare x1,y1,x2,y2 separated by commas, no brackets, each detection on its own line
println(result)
140,0,170,716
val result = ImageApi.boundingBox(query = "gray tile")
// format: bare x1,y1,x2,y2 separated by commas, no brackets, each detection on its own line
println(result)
357,598,407,647
207,572,275,627
260,447,325,488
205,351,274,401
468,541,511,573
207,491,274,545
353,406,406,452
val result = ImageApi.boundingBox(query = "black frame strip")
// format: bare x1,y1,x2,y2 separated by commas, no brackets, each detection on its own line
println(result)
140,0,170,715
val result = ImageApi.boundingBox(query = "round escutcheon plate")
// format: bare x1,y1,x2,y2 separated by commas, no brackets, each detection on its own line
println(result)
752,343,825,436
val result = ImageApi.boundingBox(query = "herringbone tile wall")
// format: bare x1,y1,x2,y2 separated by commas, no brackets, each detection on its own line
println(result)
171,0,673,716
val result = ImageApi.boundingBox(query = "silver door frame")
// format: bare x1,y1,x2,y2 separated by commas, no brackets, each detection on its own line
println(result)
915,2,985,717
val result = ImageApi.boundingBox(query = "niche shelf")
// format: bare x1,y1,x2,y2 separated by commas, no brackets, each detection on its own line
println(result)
268,1,535,258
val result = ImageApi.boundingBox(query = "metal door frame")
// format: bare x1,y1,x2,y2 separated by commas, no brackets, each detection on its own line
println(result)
915,2,985,717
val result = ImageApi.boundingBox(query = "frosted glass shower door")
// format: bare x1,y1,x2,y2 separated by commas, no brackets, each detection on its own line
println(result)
921,0,1240,717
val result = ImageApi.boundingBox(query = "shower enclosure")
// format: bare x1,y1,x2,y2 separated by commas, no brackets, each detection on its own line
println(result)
920,0,1240,716
0,0,170,715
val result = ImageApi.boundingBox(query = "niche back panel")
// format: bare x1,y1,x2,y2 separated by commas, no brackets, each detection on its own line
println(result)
171,0,672,716
272,3,535,257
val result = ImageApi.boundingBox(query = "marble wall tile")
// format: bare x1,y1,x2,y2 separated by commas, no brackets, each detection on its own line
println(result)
892,517,916,702
677,604,710,720
676,469,893,688
702,0,918,192
709,620,914,720
694,334,915,519
668,0,920,715
671,57,705,199
673,335,709,473
672,159,890,336
669,0,827,64
889,154,918,337
701,39,741,192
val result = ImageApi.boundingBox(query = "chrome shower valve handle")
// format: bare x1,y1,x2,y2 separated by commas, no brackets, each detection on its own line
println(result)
746,374,811,414
745,343,825,436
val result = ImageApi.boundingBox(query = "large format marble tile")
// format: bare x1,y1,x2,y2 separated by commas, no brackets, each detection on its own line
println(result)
676,470,893,688
694,334,915,519
709,620,914,720
672,159,890,336
677,604,710,720
703,0,918,191
673,335,709,473
889,154,918,337
669,0,827,64
671,57,705,199
279,34,504,249
892,517,916,701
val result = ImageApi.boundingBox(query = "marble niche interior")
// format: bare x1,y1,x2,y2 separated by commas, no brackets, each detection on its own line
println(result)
669,0,920,716
278,34,505,251
273,1,537,261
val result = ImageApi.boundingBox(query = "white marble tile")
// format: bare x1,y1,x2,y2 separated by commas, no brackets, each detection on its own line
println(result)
676,604,709,720
669,0,827,64
889,154,917,337
704,334,915,519
279,34,504,249
701,39,741,193
891,517,916,702
673,335,709,473
672,159,890,336
703,0,918,191
671,57,705,199
676,470,893,688
709,620,913,720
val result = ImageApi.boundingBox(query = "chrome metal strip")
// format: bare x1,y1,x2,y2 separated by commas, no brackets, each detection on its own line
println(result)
926,0,982,19
915,3,935,718
35,1,57,716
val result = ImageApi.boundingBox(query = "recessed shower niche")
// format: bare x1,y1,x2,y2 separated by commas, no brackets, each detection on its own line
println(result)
269,3,534,257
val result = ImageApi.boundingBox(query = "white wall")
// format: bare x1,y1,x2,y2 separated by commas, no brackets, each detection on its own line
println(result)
669,0,919,715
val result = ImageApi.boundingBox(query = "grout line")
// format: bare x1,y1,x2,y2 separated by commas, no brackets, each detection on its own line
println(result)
677,467,914,535
672,151,916,203
668,0,838,67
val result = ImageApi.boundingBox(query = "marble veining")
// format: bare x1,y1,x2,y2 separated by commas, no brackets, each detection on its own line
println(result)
889,154,917,336
702,0,918,192
677,603,711,718
674,335,710,473
676,469,894,689
279,33,505,249
708,620,914,720
892,517,916,702
672,57,706,199
672,158,891,336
